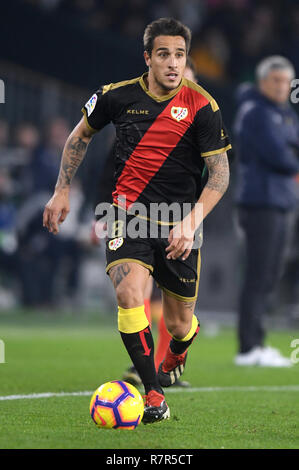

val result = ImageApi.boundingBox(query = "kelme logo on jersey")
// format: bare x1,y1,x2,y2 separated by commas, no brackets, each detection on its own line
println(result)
108,237,124,251
171,106,188,122
85,93,98,116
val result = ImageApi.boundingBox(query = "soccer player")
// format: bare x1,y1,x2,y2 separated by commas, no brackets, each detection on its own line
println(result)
92,57,199,388
153,55,201,378
43,18,231,424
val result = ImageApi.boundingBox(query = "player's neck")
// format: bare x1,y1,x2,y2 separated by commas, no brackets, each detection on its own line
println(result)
145,72,181,99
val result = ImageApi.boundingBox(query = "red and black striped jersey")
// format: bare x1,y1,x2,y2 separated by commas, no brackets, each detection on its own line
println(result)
82,73,231,214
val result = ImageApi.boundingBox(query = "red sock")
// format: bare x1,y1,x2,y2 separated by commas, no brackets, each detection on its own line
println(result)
144,298,152,327
154,314,172,371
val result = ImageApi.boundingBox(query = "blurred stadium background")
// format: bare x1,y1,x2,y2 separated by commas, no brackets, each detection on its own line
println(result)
0,0,299,329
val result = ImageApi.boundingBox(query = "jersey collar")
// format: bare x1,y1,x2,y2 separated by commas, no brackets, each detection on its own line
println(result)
139,73,185,103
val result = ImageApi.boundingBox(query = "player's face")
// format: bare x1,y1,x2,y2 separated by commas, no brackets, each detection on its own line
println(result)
144,35,187,94
259,70,292,104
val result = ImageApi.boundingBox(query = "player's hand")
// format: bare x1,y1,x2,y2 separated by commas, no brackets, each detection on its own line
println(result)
43,189,70,235
166,218,195,261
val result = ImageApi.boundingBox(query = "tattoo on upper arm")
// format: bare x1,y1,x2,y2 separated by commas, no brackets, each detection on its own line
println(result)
56,136,88,188
204,152,229,194
109,263,131,288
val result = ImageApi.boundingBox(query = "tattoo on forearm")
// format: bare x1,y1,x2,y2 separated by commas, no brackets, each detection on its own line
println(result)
56,136,88,188
109,263,131,288
205,152,229,194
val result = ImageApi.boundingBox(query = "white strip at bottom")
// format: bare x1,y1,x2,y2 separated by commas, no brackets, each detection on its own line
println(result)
0,385,299,401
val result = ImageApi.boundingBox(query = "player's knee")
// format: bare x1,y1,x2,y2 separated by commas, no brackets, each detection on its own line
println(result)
115,283,143,309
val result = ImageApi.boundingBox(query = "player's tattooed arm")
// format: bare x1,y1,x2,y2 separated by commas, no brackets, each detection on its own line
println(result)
164,152,230,261
165,151,230,261
204,151,230,195
55,114,96,191
55,136,88,190
43,117,95,234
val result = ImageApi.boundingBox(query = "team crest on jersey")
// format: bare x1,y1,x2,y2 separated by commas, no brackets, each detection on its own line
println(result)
108,237,124,251
85,93,98,116
171,106,188,122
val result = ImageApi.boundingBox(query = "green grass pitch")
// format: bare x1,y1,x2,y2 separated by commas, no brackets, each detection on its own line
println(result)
0,311,298,449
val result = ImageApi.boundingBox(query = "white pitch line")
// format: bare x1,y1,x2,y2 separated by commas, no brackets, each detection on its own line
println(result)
0,391,92,401
0,385,299,401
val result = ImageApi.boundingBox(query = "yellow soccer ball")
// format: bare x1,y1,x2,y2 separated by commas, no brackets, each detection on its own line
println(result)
90,381,144,430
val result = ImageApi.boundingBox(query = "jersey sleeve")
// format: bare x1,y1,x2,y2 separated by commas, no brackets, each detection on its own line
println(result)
194,102,232,157
81,86,113,132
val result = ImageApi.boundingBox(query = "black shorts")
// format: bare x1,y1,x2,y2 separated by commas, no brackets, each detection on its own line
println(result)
105,206,201,302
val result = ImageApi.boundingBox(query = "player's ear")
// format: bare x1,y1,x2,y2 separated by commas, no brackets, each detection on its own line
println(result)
144,50,151,67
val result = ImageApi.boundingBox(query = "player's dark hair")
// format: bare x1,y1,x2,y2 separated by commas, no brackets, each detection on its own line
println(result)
143,17,192,56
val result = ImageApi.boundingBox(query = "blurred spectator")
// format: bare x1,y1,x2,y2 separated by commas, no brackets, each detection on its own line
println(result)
234,56,299,367
0,121,37,307
16,117,85,308
0,168,18,308
29,117,70,192
0,120,9,149
12,122,40,200
14,122,40,152
0,169,17,258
